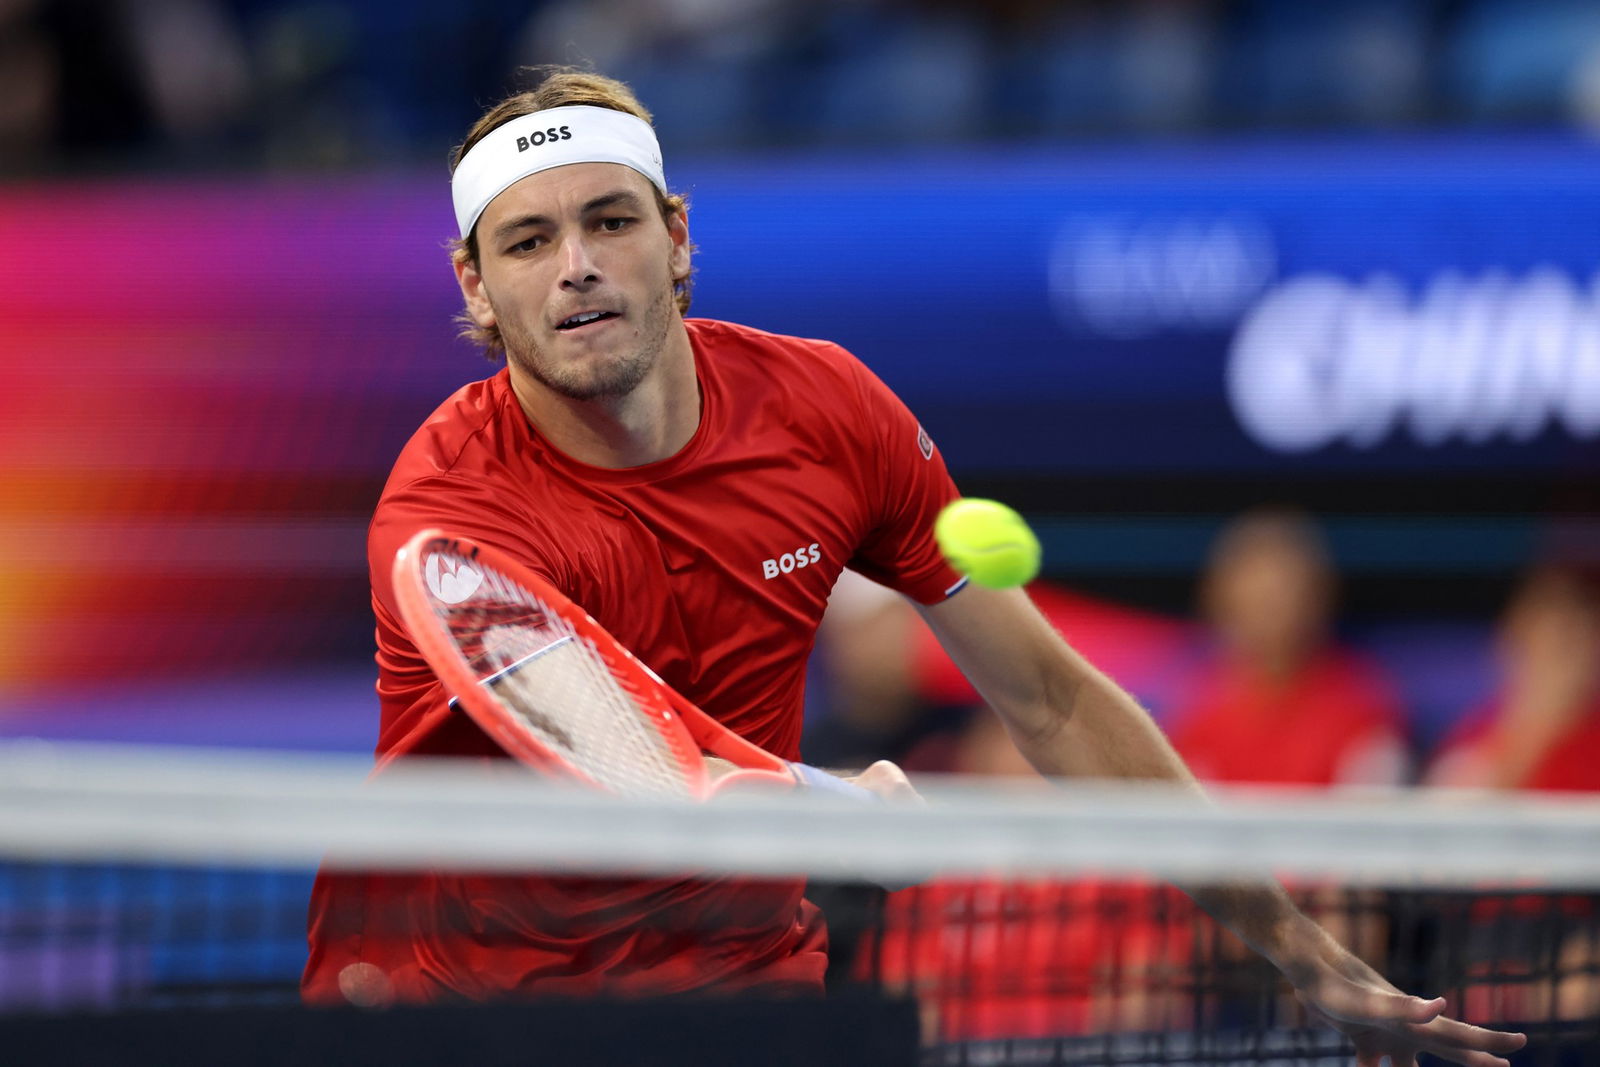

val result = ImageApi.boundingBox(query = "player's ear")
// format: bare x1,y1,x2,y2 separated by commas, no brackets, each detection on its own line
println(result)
666,208,690,283
454,252,496,330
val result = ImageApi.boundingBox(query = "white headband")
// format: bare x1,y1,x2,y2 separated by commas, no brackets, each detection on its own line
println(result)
451,105,667,239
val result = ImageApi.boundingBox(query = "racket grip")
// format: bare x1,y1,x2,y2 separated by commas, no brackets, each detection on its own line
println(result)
788,761,880,803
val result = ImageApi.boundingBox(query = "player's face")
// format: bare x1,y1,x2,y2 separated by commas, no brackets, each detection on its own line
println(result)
457,163,690,401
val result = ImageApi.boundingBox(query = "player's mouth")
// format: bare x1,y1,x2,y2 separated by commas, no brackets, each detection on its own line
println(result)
554,310,620,332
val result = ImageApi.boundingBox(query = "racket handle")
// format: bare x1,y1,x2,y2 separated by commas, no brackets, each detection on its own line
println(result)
788,761,880,803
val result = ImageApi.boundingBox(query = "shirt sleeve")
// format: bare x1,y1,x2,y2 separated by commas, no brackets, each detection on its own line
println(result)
368,473,567,762
839,352,966,605
369,473,566,623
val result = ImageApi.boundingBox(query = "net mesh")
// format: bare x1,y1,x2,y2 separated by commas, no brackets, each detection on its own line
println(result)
417,542,693,800
3,741,1599,1066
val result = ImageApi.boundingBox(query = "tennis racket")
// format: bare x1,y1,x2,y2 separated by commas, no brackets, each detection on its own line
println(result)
392,528,873,802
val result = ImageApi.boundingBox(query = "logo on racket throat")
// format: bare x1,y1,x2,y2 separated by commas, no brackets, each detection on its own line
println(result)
425,552,484,604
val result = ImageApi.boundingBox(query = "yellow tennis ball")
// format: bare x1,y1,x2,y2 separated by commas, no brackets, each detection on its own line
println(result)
934,498,1041,589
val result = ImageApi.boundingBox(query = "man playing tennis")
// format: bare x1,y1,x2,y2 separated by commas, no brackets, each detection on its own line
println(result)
304,67,1523,1067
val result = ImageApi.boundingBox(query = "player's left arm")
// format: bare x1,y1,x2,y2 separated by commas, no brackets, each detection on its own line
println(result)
916,584,1188,781
916,583,1527,1067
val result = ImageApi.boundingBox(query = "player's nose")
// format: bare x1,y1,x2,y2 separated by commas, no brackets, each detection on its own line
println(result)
558,234,601,289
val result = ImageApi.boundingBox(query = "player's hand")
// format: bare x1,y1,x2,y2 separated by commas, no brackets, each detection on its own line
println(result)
846,759,923,804
1279,918,1527,1067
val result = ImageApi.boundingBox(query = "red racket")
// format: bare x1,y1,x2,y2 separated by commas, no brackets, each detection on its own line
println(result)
392,528,871,802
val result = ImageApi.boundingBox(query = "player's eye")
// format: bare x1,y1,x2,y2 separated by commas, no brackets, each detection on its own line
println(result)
599,217,634,232
506,235,544,254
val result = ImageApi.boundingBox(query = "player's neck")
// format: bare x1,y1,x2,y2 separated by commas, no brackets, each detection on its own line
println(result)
510,322,700,469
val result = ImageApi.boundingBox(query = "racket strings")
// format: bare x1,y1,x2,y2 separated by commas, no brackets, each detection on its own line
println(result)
449,605,552,676
434,552,693,800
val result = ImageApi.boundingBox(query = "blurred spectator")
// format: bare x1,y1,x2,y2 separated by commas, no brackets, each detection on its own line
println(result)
6,0,252,174
0,0,157,174
1424,565,1600,1027
808,570,929,768
0,0,55,170
120,0,250,153
1426,565,1600,792
1164,508,1410,787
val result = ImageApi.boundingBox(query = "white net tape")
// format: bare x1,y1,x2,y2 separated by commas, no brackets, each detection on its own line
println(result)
3,741,1600,887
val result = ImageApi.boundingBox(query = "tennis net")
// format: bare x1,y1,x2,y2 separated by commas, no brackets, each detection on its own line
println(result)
2,740,1597,1066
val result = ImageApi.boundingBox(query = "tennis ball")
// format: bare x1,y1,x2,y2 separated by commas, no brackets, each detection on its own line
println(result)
934,498,1041,589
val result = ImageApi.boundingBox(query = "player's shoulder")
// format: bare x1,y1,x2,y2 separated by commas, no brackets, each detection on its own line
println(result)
687,317,863,372
382,369,520,496
686,317,877,408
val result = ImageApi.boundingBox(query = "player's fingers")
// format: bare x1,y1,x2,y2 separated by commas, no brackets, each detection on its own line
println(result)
1413,1018,1528,1055
1401,995,1448,1023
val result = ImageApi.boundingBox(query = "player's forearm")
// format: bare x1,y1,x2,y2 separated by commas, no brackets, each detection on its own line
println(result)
1005,644,1199,785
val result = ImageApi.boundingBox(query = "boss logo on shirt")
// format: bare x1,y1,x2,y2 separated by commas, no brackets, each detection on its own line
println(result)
516,126,572,151
762,542,821,580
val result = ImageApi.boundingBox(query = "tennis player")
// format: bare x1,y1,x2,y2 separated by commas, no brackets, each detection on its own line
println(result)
303,67,1524,1065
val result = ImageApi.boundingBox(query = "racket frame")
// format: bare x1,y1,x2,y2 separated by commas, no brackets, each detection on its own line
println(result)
393,528,798,800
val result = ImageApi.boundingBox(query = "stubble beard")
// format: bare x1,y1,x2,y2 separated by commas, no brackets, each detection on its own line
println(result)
499,283,675,403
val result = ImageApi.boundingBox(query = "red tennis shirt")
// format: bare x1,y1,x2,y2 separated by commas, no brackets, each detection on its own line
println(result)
302,318,963,1004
